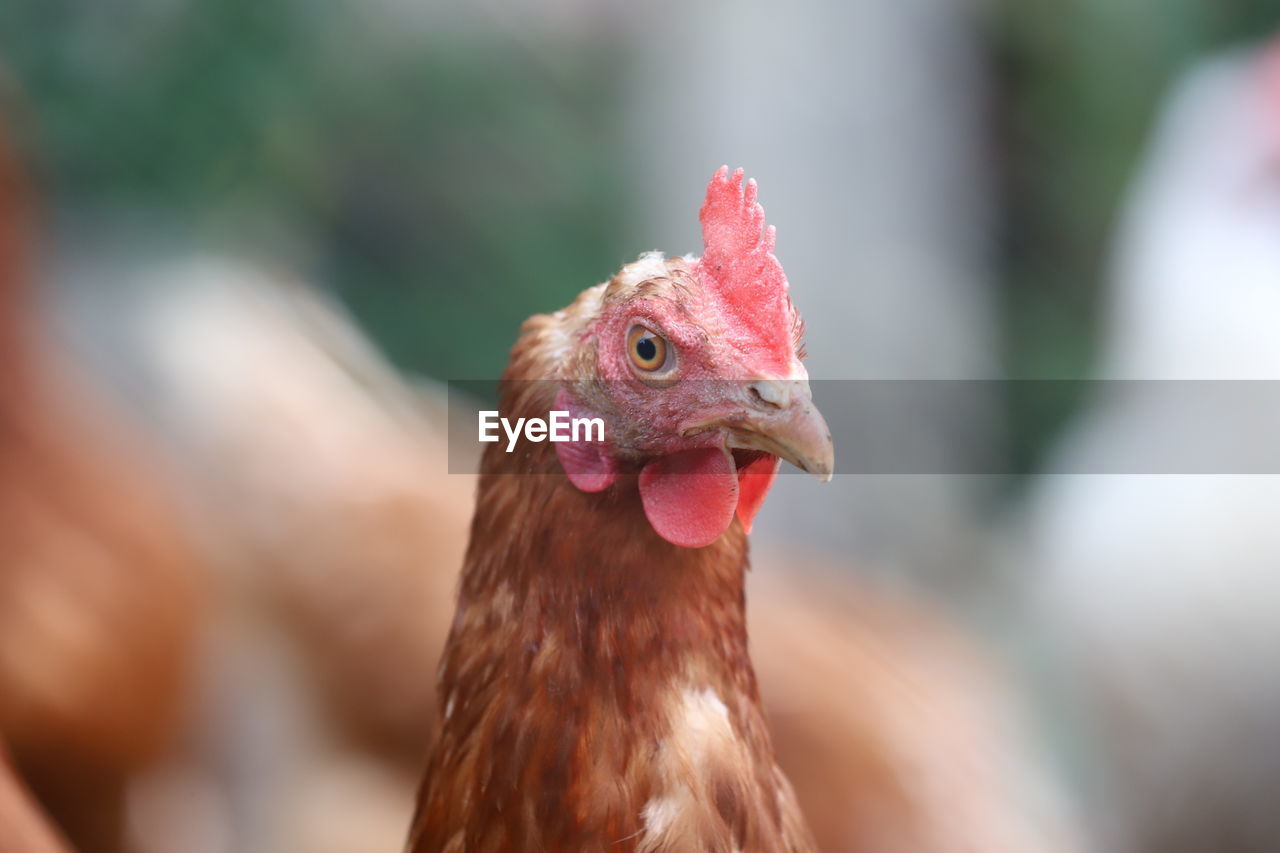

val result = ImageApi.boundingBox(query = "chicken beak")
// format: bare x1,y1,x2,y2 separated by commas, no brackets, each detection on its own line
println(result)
685,379,835,481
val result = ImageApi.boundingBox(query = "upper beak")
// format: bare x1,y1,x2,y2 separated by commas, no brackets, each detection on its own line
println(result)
684,378,835,481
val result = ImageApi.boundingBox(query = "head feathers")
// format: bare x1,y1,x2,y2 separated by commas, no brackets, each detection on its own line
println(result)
694,167,802,372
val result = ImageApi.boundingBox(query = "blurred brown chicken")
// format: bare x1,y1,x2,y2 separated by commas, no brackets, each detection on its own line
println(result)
116,264,473,759
79,263,474,851
0,748,69,853
750,559,1080,853
0,127,205,852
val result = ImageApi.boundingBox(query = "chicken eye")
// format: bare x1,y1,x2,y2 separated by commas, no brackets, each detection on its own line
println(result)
627,325,670,372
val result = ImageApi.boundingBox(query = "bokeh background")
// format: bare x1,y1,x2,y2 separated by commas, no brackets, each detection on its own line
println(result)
5,0,1276,572
2,1,1280,852
0,0,1269,430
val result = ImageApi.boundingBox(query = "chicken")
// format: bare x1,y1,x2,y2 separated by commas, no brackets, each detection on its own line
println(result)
66,255,1079,853
410,168,832,851
57,257,1078,853
1024,39,1280,853
0,127,205,851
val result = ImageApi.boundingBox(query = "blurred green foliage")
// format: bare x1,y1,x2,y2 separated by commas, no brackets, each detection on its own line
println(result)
0,0,631,381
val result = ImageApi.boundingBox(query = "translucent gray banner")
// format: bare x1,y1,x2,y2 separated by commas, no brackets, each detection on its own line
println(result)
446,380,1280,475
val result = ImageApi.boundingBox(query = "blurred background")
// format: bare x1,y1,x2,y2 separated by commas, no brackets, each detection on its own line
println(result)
1,1,1279,852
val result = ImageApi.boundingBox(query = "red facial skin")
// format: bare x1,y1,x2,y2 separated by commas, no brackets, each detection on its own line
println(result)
551,167,815,549
555,291,798,548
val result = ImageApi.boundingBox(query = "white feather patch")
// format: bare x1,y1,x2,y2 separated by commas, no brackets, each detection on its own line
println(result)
638,686,741,852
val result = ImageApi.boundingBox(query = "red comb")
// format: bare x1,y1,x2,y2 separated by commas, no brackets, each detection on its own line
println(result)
694,166,796,370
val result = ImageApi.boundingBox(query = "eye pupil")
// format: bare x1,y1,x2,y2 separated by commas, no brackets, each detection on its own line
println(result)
636,336,657,362
627,324,671,374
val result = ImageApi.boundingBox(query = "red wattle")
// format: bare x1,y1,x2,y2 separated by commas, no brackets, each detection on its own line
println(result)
735,454,780,534
638,448,739,549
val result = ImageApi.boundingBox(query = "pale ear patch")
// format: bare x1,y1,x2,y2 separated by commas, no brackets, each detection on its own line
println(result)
616,251,670,288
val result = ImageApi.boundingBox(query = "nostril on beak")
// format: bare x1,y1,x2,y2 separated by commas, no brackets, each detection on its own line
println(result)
748,379,789,410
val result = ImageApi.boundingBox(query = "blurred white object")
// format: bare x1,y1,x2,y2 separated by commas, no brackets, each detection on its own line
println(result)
1025,42,1280,853
1105,45,1280,380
